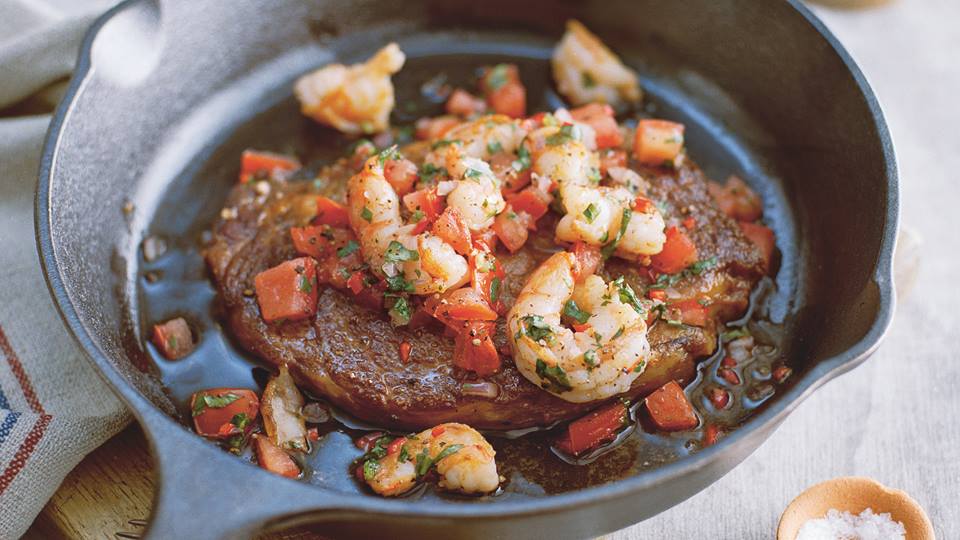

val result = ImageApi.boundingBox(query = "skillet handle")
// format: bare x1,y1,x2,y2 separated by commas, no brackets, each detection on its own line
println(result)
138,410,340,540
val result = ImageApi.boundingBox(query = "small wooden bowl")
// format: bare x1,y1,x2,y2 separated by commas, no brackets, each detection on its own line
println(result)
777,477,935,539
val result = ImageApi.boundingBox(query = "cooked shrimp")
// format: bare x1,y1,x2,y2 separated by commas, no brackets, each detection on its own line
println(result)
507,252,652,403
363,423,499,497
348,154,469,295
526,124,599,188
434,114,527,160
551,20,642,109
294,43,405,135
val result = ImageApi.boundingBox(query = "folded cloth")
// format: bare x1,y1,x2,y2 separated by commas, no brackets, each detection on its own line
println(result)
0,1,128,538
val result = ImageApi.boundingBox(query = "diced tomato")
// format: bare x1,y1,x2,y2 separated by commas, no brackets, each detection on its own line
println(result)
472,228,498,252
432,207,473,255
633,196,656,214
682,217,697,230
506,187,550,227
433,287,498,324
314,196,350,228
190,388,259,438
571,322,592,333
738,221,775,272
152,317,194,360
633,119,685,167
570,103,622,149
415,115,461,140
399,341,412,363
254,257,319,323
403,188,446,233
650,226,699,274
708,176,763,222
555,401,629,455
453,320,501,376
490,152,531,193
645,381,698,432
239,150,300,183
481,64,526,118
346,271,365,295
571,242,602,281
446,88,486,117
253,434,300,478
290,226,329,259
383,158,418,196
386,436,407,455
599,149,627,176
671,299,709,327
647,289,667,302
307,427,320,441
492,208,531,253
470,251,506,313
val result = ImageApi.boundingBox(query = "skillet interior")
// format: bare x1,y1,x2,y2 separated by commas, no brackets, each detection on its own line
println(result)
37,0,895,537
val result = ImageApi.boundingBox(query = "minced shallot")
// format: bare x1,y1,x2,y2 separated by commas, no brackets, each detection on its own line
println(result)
796,508,905,540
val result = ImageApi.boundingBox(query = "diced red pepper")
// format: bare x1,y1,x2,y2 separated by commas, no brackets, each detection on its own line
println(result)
570,103,623,149
599,149,627,176
383,158,418,196
492,207,531,253
399,341,412,363
708,176,763,222
253,434,300,478
415,115,461,140
346,271,365,295
152,317,194,360
650,226,699,274
431,425,447,437
634,120,685,167
453,320,501,376
571,322,592,333
555,401,629,455
738,221,775,272
446,88,487,117
403,188,446,233
386,436,407,455
314,196,350,228
671,299,709,327
432,207,473,255
290,226,329,259
307,427,320,441
571,242,602,281
645,381,698,432
190,388,259,438
433,287,498,325
239,150,300,184
647,289,667,302
480,64,526,118
506,187,550,227
254,257,319,323
633,196,656,214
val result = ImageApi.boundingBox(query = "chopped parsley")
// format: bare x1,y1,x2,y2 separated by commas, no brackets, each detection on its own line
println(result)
485,64,511,91
419,163,444,183
298,274,313,294
583,349,598,370
612,326,625,339
361,207,373,222
720,327,751,342
601,208,632,259
230,413,250,431
410,210,425,223
386,274,414,293
486,140,503,154
612,276,644,314
337,240,360,258
191,392,240,416
363,459,380,480
633,359,647,373
581,71,597,88
412,443,463,479
686,257,718,276
384,240,419,263
520,315,554,342
397,444,410,464
563,299,591,324
511,144,532,172
465,168,483,179
431,138,461,150
535,358,573,392
546,124,576,146
583,203,599,223
587,167,602,184
375,145,401,167
489,277,502,303
388,296,412,325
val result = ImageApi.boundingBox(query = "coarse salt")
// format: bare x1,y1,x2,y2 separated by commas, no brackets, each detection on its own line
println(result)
796,508,905,540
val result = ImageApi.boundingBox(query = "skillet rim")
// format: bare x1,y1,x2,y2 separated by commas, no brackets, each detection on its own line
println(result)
34,0,898,523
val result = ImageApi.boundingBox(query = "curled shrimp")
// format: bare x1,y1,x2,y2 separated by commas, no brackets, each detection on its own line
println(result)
551,20,642,109
348,154,468,295
507,252,652,402
294,43,405,134
363,423,499,497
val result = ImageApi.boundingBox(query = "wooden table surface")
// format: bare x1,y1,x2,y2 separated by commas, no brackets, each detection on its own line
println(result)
22,1,960,538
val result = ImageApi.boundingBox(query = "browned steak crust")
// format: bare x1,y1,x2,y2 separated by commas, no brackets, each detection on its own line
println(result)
205,158,764,430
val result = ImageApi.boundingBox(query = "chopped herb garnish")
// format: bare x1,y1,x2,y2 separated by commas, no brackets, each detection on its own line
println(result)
414,447,432,479
581,71,597,88
410,210,425,223
465,168,483,179
612,276,644,314
486,140,503,154
419,163,444,183
384,240,419,263
687,257,718,276
584,349,598,369
521,315,554,342
298,274,313,294
431,138,460,150
546,124,576,146
376,145,401,167
230,413,250,430
612,326,625,339
563,299,591,324
337,240,360,258
363,459,381,481
587,167,602,184
490,277,502,303
398,444,410,464
583,203,599,223
633,359,647,373
485,64,511,91
720,327,751,342
361,207,373,222
386,274,414,293
511,144,532,172
535,358,573,392
601,208,632,259
389,296,412,325
191,392,240,417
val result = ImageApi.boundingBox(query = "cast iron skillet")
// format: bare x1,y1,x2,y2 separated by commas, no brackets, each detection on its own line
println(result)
36,0,898,538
